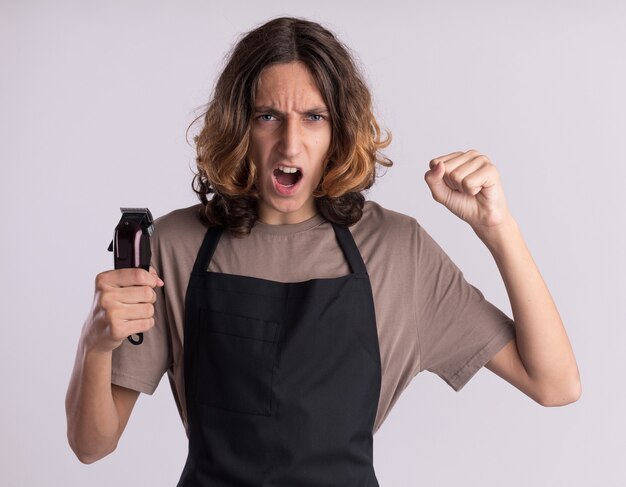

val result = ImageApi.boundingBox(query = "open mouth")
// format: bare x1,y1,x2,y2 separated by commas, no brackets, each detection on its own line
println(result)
273,167,303,188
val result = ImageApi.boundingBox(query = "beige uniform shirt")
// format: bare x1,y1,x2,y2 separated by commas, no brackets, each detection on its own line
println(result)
112,200,515,434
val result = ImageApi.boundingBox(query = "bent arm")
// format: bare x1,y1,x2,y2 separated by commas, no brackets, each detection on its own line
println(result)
422,150,581,405
65,267,162,463
477,216,582,406
65,341,139,463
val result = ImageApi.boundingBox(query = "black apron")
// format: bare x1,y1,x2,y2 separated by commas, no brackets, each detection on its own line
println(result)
178,221,382,486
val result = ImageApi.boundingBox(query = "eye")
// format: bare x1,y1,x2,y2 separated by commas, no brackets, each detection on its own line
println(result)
257,114,277,122
307,114,325,121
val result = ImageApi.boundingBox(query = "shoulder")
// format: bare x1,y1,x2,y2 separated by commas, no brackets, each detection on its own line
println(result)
153,203,206,234
349,200,424,264
352,200,420,239
151,204,209,264
152,204,208,241
350,200,447,267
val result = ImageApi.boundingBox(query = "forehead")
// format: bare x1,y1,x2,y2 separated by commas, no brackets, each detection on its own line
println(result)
255,61,326,107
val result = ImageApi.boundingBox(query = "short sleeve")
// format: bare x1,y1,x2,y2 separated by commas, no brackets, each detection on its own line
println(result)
110,224,171,395
414,222,515,391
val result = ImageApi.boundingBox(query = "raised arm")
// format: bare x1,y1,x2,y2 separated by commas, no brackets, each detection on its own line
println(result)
65,268,163,463
423,150,581,406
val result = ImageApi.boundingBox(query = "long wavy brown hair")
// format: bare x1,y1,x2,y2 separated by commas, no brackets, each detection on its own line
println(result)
190,16,392,236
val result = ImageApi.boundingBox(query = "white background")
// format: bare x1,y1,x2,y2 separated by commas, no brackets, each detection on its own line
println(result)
2,0,625,485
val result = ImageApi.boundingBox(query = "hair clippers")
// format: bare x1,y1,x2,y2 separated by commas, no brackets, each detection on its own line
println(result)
107,208,155,345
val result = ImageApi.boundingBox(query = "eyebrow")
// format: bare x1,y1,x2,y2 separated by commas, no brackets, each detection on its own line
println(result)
253,105,329,115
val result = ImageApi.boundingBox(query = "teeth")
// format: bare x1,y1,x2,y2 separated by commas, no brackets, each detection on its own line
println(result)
278,166,299,173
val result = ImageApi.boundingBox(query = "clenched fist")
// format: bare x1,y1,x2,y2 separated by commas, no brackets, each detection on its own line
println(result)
423,149,512,232
82,267,164,354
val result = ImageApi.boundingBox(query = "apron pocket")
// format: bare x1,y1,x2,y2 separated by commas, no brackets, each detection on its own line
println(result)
195,308,279,416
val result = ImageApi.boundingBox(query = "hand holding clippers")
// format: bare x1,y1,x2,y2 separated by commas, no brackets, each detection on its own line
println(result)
107,208,155,346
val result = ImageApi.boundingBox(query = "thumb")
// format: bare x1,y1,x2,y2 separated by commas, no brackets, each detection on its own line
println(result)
424,161,451,204
149,266,165,287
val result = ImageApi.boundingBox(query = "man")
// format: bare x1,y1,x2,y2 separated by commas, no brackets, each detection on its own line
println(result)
66,16,581,485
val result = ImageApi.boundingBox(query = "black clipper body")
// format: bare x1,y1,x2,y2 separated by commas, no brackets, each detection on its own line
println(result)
107,207,155,345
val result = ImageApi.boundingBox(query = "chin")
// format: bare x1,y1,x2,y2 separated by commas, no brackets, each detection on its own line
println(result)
273,201,306,215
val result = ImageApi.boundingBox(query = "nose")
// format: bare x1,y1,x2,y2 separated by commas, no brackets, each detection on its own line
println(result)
277,117,303,159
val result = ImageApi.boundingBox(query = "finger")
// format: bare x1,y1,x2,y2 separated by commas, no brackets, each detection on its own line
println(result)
126,318,156,335
98,268,161,289
99,286,156,312
424,159,453,204
109,302,155,322
447,155,491,193
115,285,157,305
433,150,488,191
111,318,155,341
459,163,499,196
429,151,464,170
149,266,165,287
435,149,486,173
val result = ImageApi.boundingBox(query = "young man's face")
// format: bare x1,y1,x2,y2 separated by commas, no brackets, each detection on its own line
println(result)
248,61,331,225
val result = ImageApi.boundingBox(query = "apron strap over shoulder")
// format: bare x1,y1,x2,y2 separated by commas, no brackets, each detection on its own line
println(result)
331,223,368,277
192,224,224,273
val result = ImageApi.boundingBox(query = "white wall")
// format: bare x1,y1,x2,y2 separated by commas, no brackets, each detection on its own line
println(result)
2,0,624,485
